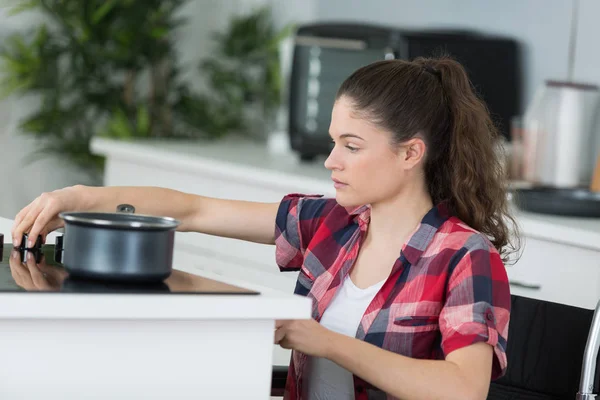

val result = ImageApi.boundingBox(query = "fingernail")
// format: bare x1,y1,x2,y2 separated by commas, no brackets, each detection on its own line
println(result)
27,241,33,248
13,239,18,247
26,252,32,261
11,251,18,259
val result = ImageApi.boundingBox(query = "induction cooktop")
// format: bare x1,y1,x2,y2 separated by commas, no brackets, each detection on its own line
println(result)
0,243,259,295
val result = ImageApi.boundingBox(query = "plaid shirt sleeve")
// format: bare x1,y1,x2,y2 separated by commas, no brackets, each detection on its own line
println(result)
274,193,338,272
439,234,511,380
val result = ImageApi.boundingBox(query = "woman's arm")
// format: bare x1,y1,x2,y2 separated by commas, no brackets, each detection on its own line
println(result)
326,333,493,400
85,185,280,244
12,185,281,248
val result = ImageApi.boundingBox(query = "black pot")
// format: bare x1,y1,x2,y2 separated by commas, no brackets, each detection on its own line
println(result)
57,204,180,282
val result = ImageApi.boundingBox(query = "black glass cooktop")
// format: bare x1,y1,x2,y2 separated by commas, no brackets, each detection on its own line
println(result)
0,244,258,295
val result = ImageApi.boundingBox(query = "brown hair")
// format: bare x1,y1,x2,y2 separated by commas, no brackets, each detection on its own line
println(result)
336,55,519,262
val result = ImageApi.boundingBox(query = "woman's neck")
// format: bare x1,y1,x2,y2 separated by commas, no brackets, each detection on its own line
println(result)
365,182,434,250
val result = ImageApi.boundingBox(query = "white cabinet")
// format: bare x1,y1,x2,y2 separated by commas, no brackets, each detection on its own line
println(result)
92,137,600,311
506,237,600,309
0,215,311,400
171,245,296,367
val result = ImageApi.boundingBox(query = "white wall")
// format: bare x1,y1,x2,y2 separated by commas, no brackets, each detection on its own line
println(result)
572,0,600,85
572,0,600,166
176,0,317,93
315,0,579,114
0,0,317,220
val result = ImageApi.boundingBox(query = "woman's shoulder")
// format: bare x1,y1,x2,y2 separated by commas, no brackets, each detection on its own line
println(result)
434,215,502,260
430,217,509,291
280,193,360,220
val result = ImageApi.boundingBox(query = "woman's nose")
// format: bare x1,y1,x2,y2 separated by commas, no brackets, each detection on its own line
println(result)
324,148,340,171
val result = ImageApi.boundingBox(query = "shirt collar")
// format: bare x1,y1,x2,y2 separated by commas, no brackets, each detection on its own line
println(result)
401,202,451,265
345,204,371,231
347,201,451,265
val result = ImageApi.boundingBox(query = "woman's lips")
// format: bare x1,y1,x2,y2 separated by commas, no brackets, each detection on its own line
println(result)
332,178,347,189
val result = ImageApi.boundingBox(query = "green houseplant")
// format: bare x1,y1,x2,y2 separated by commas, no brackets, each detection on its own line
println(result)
0,1,292,181
194,6,293,140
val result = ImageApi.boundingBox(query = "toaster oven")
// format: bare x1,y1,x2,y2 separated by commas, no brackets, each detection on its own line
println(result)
287,22,522,161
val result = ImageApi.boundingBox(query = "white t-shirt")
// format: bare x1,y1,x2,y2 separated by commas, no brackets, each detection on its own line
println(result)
303,275,385,400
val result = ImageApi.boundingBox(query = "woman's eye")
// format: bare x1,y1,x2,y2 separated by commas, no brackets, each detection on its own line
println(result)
346,145,359,153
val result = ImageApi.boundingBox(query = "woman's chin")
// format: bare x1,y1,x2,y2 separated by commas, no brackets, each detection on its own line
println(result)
334,193,360,208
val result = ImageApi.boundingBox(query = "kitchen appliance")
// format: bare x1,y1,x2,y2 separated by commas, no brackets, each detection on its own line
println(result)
522,80,600,188
55,204,180,282
287,22,522,160
513,0,600,218
511,0,600,217
0,238,259,295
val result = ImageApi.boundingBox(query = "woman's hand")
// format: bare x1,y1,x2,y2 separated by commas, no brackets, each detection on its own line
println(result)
11,185,87,248
9,251,68,291
274,319,337,358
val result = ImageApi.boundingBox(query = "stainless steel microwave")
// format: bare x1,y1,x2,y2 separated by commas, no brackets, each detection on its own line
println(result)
287,22,522,161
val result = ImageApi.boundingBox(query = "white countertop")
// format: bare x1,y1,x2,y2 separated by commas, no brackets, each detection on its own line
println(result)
511,205,600,251
0,217,312,320
92,137,600,252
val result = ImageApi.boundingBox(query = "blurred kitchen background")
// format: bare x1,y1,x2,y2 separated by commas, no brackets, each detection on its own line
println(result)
0,0,314,217
1,0,600,311
1,0,600,216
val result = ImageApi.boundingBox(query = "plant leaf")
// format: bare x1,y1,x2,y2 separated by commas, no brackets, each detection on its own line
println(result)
110,108,133,138
91,0,117,24
7,0,39,16
136,104,150,135
151,26,168,39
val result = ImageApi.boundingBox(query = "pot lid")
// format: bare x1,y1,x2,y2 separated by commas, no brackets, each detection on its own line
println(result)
59,212,180,230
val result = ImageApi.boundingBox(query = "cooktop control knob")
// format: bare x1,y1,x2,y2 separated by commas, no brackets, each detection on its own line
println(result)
20,248,43,263
20,233,42,250
54,235,63,264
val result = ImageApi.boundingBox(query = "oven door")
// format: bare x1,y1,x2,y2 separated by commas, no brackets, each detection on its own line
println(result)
288,34,396,160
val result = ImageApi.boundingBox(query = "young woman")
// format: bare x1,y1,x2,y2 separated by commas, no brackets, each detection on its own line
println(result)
11,56,517,400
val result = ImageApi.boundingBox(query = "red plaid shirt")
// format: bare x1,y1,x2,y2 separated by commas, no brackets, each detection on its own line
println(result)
274,194,511,400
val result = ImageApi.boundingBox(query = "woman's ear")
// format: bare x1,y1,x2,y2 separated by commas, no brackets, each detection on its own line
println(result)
399,137,427,169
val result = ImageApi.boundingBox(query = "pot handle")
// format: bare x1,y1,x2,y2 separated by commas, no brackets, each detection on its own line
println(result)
116,204,136,214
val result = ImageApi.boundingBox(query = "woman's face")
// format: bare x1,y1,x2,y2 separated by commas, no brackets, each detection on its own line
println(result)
324,96,423,208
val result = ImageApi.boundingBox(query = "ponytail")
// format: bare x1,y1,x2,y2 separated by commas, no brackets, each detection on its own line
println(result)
337,55,519,262
431,57,518,261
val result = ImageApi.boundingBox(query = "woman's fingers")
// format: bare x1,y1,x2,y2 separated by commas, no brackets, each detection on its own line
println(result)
12,200,45,247
27,206,58,247
26,252,48,289
11,203,35,246
11,193,64,247
274,326,287,344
